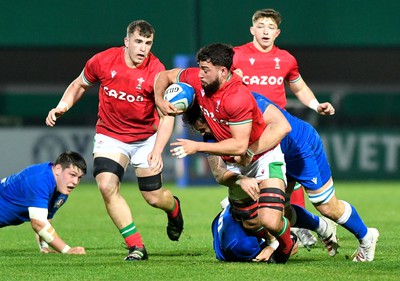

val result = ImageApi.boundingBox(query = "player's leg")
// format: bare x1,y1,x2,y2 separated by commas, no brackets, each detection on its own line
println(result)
226,145,295,263
290,203,338,256
306,132,377,261
93,154,148,260
288,181,317,249
258,177,295,263
290,182,305,207
307,178,379,261
132,134,183,242
93,134,147,261
136,168,183,241
256,146,296,263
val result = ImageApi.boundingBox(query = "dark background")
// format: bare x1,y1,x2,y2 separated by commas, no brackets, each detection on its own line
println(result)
1,0,399,127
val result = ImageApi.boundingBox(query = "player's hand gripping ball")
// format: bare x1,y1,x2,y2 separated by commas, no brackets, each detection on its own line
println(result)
163,82,195,112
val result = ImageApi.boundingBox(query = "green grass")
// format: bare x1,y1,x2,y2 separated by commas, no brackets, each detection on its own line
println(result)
1,181,399,281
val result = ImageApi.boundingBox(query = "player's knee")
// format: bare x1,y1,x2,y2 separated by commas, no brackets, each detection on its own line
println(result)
258,213,282,233
315,196,342,220
96,180,119,200
141,189,164,207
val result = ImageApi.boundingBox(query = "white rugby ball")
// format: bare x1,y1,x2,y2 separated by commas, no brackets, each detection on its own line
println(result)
163,82,195,111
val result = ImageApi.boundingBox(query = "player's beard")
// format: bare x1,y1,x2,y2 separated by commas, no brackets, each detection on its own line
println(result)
202,78,220,94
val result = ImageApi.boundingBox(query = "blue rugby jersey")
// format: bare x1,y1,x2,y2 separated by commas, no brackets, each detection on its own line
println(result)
0,162,68,227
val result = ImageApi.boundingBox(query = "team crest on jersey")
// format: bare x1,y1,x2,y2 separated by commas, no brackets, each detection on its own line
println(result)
137,77,145,89
54,197,65,209
249,58,255,65
111,70,117,78
274,57,281,69
215,100,221,112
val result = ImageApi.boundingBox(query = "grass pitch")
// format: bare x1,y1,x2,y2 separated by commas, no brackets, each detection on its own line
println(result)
0,181,399,281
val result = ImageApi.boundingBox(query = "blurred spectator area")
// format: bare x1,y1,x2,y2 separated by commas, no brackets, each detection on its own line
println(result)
0,47,399,128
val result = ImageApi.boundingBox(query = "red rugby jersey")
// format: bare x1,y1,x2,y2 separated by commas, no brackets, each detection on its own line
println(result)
178,68,266,162
83,47,165,143
233,43,300,109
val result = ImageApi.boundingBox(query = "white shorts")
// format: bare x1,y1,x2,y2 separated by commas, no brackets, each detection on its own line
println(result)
226,144,287,184
93,133,157,168
226,145,286,200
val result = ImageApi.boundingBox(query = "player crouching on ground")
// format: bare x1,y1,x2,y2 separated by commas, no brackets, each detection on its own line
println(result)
0,151,87,254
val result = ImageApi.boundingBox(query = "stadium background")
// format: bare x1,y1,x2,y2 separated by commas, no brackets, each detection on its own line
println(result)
0,0,399,183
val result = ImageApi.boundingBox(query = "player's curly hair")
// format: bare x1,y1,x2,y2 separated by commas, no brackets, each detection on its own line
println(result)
196,43,234,70
181,101,204,130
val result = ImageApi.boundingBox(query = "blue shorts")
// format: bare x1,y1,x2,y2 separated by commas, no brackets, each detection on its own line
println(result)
281,124,332,191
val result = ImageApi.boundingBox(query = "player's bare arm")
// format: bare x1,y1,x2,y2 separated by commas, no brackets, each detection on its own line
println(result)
45,75,90,127
207,155,260,200
171,122,252,158
154,68,183,116
148,113,176,173
289,78,335,115
29,208,86,255
35,222,57,254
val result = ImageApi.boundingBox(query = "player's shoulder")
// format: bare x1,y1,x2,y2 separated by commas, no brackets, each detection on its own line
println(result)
273,46,296,59
89,47,123,66
233,42,253,54
226,76,253,100
147,52,161,63
142,52,165,70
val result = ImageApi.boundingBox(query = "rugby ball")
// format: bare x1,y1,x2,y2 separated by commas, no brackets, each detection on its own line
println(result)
163,82,195,111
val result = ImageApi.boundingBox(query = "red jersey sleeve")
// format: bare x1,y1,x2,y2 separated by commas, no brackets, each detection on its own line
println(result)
83,53,102,85
286,53,300,83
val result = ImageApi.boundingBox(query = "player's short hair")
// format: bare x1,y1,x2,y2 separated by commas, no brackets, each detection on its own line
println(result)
127,20,155,38
196,43,234,70
252,8,282,26
55,151,87,175
182,101,204,128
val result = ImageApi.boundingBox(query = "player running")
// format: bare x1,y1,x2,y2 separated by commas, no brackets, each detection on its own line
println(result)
45,20,183,261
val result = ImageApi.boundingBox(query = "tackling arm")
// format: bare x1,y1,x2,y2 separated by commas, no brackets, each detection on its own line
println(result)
248,103,291,155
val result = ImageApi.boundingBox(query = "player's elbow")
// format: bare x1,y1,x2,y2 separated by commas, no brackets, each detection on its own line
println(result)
236,145,248,156
213,172,224,185
282,121,292,137
30,218,43,233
